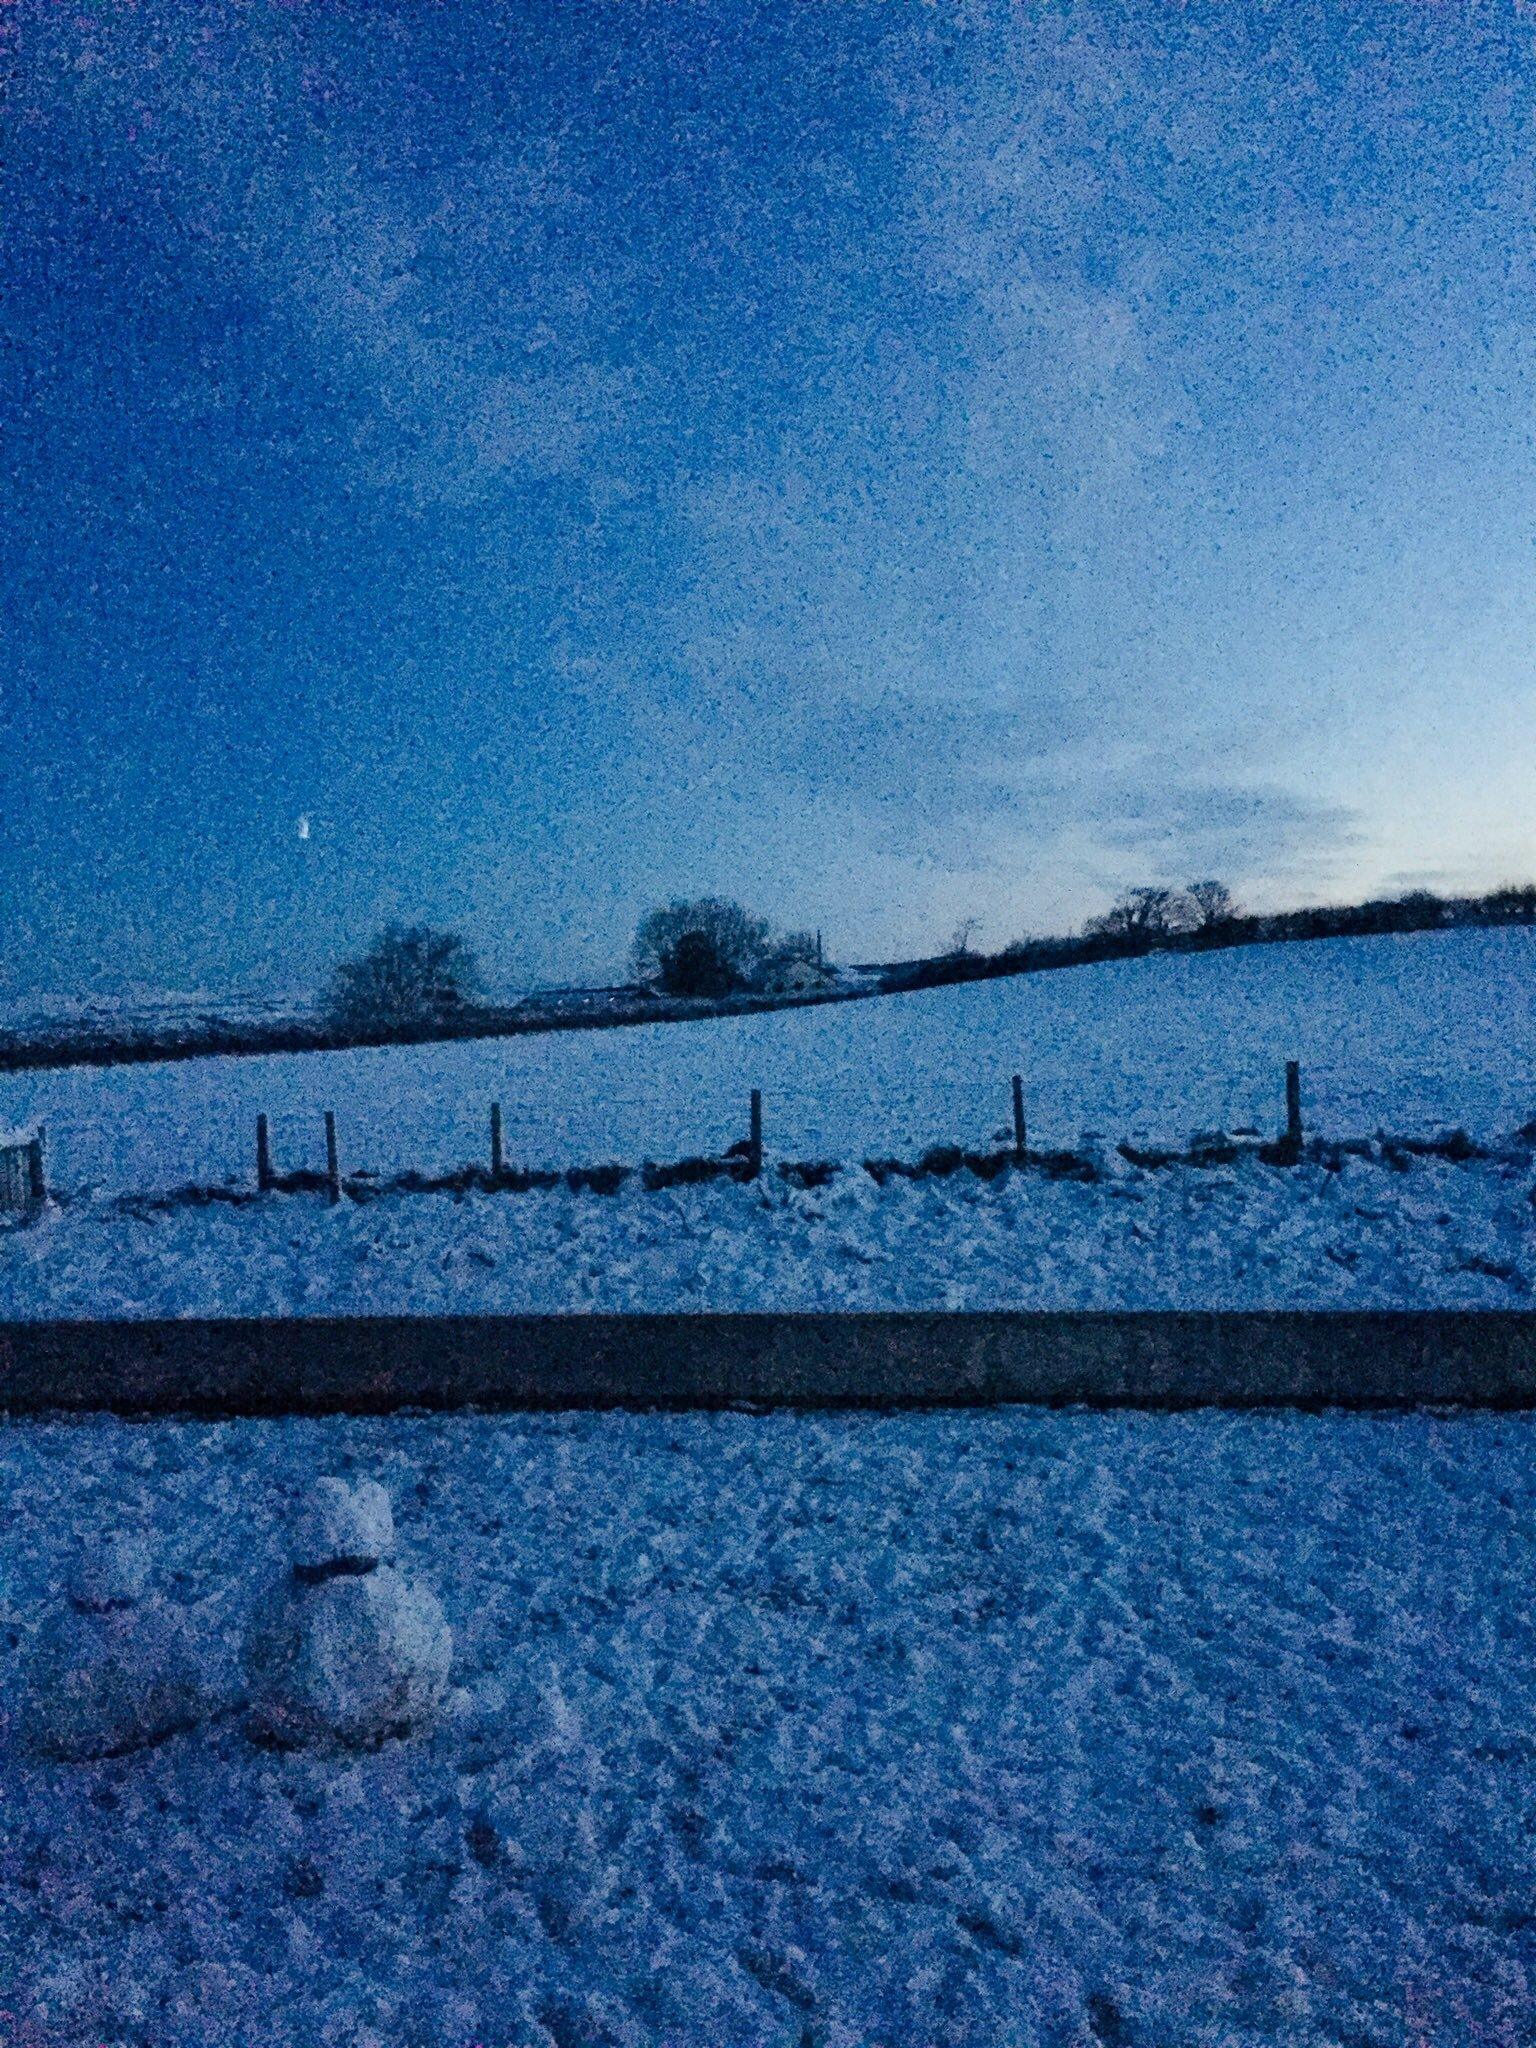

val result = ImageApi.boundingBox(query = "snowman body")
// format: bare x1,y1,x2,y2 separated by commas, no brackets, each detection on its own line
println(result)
244,1478,451,1748
27,1535,204,1761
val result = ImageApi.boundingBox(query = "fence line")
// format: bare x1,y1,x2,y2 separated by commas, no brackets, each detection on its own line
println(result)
6,1059,1533,1211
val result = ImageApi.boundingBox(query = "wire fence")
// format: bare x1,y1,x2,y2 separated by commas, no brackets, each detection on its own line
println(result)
3,1058,1532,1212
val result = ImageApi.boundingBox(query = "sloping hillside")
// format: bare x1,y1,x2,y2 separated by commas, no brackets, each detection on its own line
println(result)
0,927,1532,1317
3,926,1532,1198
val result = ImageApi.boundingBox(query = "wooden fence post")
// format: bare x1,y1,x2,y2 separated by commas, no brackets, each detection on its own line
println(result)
1285,1061,1303,1151
1011,1074,1026,1166
749,1089,763,1179
490,1102,504,1179
324,1111,340,1205
256,1114,273,1193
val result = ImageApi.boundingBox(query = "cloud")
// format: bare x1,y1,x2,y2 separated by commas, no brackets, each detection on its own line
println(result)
1084,776,1363,881
653,7,1203,875
15,3,637,512
467,367,637,483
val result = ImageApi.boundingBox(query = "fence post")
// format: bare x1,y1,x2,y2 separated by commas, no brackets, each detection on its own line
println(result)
749,1088,763,1179
324,1111,341,1205
25,1133,44,1207
1285,1061,1303,1152
490,1102,504,1180
1011,1074,1026,1166
256,1113,273,1193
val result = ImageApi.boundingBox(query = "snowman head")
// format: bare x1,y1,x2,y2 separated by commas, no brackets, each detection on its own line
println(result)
290,1476,394,1582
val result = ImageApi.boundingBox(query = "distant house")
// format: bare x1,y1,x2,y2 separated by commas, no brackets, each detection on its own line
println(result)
756,956,837,999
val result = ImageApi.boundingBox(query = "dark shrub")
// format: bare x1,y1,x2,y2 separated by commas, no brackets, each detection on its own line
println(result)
324,924,481,1036
669,929,735,998
642,1155,741,1191
566,1164,631,1195
632,899,772,997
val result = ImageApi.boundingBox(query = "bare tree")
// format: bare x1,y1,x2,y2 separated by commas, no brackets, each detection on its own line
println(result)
324,924,481,1034
632,898,773,997
1084,887,1195,942
948,916,982,958
1185,880,1240,929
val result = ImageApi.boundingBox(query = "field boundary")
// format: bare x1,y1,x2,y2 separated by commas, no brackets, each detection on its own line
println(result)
6,897,1533,1075
0,1311,1533,1415
0,981,881,1075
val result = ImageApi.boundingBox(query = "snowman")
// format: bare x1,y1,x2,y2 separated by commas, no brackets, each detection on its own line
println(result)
244,1476,452,1748
27,1532,205,1761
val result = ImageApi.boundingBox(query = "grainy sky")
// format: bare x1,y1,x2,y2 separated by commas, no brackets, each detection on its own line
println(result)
4,0,1535,995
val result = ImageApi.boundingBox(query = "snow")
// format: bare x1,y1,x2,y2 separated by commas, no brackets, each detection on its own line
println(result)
0,929,1531,1316
0,988,318,1053
0,974,889,1071
2,928,1532,1199
2,1406,1534,2044
2,1142,1533,1318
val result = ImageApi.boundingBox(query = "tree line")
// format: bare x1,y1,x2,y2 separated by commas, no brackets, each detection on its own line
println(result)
321,900,832,1034
322,878,1536,1034
886,879,1536,993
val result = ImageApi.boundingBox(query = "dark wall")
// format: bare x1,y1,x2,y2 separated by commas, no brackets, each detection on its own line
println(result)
1,1312,1533,1416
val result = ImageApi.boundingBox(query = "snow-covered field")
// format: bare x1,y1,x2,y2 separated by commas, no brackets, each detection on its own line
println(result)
0,988,316,1042
4,929,1532,1196
0,929,1531,1316
0,977,865,1068
3,1140,1533,1318
0,929,1531,1310
2,1406,1534,2045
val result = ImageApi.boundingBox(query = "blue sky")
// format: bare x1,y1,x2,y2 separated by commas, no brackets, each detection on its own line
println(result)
4,0,1535,994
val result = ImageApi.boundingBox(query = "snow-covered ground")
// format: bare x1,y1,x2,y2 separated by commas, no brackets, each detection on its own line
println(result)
2,928,1532,1198
0,973,889,1073
0,988,317,1040
3,1140,1533,1317
0,929,1531,1316
2,1406,1534,2045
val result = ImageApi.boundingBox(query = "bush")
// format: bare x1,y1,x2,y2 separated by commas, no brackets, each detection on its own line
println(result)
631,898,773,997
767,929,822,969
323,924,481,1035
1480,883,1536,922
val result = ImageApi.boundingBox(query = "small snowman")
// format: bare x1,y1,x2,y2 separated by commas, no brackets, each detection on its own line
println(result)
27,1532,205,1762
244,1476,451,1748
